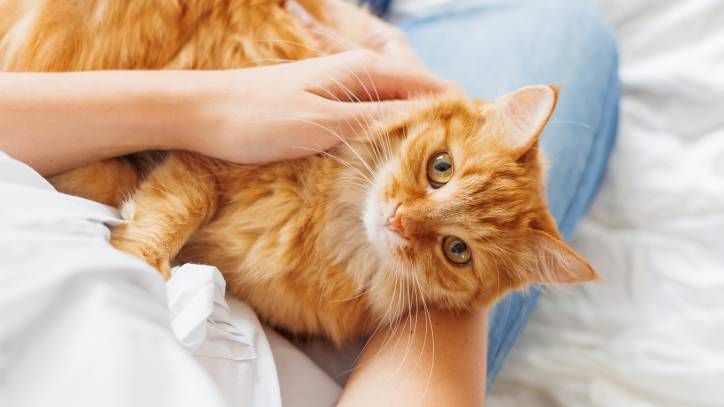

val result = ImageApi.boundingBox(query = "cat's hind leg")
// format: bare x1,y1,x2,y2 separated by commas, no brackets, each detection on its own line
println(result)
110,152,218,279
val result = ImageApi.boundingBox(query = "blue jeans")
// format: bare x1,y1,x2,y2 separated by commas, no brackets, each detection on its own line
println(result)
397,0,620,389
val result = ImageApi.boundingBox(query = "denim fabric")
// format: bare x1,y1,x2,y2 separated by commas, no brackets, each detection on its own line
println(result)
358,0,392,16
397,0,620,389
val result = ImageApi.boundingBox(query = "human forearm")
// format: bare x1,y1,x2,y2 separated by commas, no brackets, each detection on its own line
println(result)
0,54,446,176
0,71,223,176
339,307,488,406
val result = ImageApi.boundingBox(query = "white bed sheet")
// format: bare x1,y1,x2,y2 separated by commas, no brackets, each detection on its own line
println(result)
488,0,724,405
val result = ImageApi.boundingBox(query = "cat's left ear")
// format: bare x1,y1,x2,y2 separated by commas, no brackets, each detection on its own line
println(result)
481,85,559,152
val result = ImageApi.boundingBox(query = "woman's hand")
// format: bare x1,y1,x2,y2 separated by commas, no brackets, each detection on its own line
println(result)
288,0,428,69
188,50,447,164
0,2,448,175
186,0,450,164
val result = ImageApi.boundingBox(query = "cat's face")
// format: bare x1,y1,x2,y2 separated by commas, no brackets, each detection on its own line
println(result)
363,86,597,310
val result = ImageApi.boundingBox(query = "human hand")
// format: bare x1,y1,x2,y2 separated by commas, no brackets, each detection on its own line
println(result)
186,50,448,164
287,0,428,69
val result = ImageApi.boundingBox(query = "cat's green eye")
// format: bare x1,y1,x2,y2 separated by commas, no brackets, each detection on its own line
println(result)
427,152,454,188
442,235,471,266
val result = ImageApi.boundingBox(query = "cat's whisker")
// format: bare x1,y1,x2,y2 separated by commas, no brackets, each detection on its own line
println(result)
289,146,373,185
407,275,427,376
378,266,416,388
252,39,390,173
364,73,391,167
549,120,593,130
301,26,357,56
387,271,417,382
253,39,326,57
238,56,296,66
300,24,397,146
249,115,375,182
351,63,395,166
384,272,405,337
317,72,384,172
378,108,398,161
344,272,404,375
241,53,390,175
330,287,369,303
397,271,427,388
411,270,435,403
322,68,392,172
267,104,378,180
366,271,408,369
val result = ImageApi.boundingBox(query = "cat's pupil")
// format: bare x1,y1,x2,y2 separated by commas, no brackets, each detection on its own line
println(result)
451,242,466,254
435,162,451,172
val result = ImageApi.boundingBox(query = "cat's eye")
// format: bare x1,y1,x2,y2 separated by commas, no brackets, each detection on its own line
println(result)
427,152,453,188
442,235,471,266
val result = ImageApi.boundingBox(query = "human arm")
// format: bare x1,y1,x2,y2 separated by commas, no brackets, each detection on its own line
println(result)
0,50,446,177
338,307,488,406
289,4,490,405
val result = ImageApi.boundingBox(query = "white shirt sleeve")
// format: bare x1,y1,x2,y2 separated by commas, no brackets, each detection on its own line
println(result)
0,152,279,407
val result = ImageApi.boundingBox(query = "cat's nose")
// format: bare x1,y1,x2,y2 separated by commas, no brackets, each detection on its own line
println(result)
387,215,405,235
386,206,406,237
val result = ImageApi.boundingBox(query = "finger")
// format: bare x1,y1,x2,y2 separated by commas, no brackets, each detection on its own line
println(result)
343,55,451,101
286,0,358,54
331,99,427,139
325,0,394,42
305,51,451,102
325,0,421,65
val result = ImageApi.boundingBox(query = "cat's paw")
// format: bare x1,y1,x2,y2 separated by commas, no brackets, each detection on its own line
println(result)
110,228,172,280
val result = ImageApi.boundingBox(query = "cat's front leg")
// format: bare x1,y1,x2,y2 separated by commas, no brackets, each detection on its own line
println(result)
110,152,218,279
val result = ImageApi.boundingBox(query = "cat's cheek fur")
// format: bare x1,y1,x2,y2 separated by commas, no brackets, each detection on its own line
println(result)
362,160,403,256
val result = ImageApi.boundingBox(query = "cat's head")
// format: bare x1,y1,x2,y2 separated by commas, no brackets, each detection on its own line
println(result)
362,85,598,310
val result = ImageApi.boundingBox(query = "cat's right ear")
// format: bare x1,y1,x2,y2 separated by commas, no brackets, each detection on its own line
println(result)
480,85,559,152
526,230,599,285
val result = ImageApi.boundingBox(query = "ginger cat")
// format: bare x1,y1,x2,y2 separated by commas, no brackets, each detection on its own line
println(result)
0,0,597,344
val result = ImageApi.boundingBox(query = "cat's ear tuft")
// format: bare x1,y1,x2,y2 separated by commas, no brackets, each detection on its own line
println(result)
487,85,559,151
528,230,598,285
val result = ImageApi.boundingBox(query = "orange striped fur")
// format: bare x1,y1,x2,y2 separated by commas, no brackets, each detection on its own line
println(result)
0,0,596,344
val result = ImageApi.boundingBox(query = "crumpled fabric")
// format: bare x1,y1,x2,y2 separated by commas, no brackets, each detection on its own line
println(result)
167,264,282,407
0,151,281,407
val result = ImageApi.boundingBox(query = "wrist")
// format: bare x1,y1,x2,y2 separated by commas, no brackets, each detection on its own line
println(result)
141,70,233,154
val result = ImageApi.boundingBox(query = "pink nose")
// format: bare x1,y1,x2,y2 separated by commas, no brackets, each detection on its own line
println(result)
386,205,406,237
387,215,405,236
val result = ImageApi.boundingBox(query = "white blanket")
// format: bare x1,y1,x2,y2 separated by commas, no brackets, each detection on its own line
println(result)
488,0,724,405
